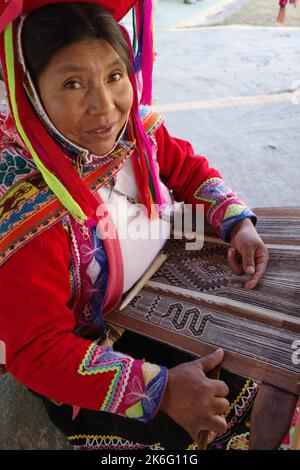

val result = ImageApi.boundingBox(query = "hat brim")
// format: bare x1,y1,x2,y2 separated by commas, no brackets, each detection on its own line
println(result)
0,0,138,33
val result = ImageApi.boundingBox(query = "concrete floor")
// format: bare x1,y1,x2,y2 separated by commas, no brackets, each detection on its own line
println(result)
153,26,300,207
1,1,300,450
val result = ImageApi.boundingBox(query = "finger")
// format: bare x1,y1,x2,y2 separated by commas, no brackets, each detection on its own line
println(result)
213,397,230,415
205,414,228,435
196,430,210,450
199,349,224,374
241,245,256,275
244,261,265,289
244,251,269,290
209,379,229,398
227,248,244,275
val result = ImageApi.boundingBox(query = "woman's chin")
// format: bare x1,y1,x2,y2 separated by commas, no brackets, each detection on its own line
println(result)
85,143,115,156
76,137,117,157
79,133,121,157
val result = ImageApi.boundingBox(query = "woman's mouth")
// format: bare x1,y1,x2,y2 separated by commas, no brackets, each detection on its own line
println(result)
85,124,116,140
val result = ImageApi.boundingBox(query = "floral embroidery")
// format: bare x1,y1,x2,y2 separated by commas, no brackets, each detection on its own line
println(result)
226,432,249,450
80,242,103,265
125,369,168,422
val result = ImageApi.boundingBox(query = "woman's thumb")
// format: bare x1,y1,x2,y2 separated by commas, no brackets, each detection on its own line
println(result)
199,348,224,373
243,247,256,275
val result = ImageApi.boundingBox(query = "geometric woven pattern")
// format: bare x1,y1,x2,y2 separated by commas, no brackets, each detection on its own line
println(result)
107,210,300,395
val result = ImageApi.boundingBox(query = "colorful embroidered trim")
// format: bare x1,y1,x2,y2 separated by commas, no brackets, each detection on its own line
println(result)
67,434,163,450
78,342,168,423
193,177,257,241
0,149,131,266
63,216,82,312
78,343,135,414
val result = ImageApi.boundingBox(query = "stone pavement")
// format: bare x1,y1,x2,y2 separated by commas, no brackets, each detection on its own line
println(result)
1,0,300,449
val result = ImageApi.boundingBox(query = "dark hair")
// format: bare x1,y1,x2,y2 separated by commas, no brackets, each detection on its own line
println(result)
22,2,132,87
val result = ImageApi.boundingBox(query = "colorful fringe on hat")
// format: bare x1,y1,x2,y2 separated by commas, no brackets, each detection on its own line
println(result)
0,0,164,224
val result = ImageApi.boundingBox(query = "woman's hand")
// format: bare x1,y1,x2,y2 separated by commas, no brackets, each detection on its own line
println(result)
159,349,229,444
228,218,269,290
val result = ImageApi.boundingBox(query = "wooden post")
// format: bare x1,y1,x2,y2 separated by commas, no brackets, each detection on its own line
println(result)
249,384,298,450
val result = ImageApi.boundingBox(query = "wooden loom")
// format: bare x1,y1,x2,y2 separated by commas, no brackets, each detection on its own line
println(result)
106,207,300,450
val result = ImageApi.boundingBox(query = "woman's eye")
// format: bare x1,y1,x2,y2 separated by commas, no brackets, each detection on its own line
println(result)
64,80,82,90
109,72,122,82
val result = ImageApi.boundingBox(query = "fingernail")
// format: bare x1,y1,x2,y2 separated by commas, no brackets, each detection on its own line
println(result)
246,266,255,275
210,349,220,356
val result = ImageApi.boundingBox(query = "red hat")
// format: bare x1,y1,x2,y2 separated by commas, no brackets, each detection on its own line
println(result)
0,0,137,32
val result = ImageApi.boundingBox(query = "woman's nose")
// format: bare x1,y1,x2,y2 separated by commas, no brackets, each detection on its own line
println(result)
86,85,115,116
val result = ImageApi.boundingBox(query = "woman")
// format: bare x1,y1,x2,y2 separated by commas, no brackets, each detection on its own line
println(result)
0,0,286,451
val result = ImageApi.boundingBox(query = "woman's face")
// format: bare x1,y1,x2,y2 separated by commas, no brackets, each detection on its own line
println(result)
38,38,133,155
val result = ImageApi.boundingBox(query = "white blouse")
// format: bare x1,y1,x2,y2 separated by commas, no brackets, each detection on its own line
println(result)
98,156,172,293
